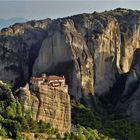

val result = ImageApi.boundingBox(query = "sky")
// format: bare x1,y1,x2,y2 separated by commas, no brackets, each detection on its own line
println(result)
0,0,140,20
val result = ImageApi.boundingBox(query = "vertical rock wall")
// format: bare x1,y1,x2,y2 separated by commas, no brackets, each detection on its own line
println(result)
33,20,94,106
19,85,71,132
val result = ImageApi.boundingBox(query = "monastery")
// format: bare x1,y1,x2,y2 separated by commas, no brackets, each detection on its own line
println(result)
30,74,66,87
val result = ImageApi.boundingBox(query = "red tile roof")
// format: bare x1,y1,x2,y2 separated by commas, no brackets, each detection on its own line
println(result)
31,75,64,81
31,77,44,81
47,75,64,81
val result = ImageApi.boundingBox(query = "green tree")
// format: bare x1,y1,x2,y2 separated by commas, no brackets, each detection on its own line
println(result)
38,120,47,132
77,133,87,140
0,115,4,122
16,100,23,118
0,128,7,136
15,131,22,140
28,119,38,132
5,106,16,119
25,109,32,121
0,101,6,115
64,131,71,140
20,117,30,132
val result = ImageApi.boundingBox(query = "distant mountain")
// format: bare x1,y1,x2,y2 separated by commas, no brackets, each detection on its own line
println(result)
0,17,27,29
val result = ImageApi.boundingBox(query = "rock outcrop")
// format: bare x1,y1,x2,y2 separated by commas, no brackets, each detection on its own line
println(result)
0,80,15,100
1,8,140,121
18,85,71,132
0,19,52,87
71,9,140,97
33,19,94,106
115,49,140,121
72,15,121,96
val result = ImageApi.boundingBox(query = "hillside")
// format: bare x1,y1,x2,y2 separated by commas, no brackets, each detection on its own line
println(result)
1,8,140,139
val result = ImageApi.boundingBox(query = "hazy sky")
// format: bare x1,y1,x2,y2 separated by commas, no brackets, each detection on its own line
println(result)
0,0,140,20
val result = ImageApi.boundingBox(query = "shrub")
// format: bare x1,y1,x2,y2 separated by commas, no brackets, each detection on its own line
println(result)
0,127,7,136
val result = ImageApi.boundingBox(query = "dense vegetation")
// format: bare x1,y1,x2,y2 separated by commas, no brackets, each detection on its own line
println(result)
71,100,140,140
0,100,60,139
0,81,60,139
1,81,140,140
0,81,115,140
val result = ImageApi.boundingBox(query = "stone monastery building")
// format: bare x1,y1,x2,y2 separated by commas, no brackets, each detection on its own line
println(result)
30,74,66,87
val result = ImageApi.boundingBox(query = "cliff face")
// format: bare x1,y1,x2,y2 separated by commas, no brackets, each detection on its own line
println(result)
115,49,140,121
0,80,15,100
1,8,140,121
33,19,94,106
72,15,121,96
18,85,71,132
0,19,52,87
71,9,140,96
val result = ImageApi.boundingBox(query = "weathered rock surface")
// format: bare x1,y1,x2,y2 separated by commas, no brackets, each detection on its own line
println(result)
33,19,94,106
70,15,120,97
115,49,140,121
0,80,15,100
18,85,71,132
1,8,140,121
0,19,52,87
71,9,140,97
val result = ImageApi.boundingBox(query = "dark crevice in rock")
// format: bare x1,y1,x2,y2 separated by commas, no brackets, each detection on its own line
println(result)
99,73,128,113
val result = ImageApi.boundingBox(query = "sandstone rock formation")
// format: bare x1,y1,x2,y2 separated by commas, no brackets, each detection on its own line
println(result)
0,80,15,100
1,8,140,121
72,15,121,96
71,9,140,97
115,49,140,121
0,19,52,87
18,85,71,132
33,19,94,107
